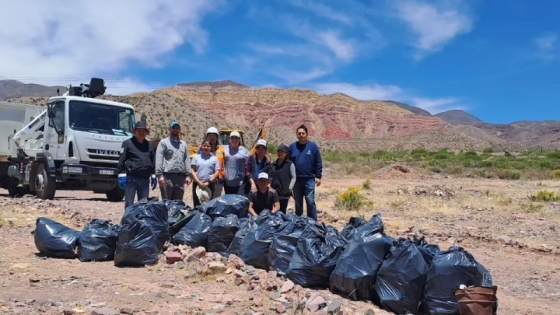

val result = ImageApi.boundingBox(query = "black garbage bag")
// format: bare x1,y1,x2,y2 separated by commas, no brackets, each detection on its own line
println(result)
287,223,347,289
421,246,494,315
415,236,441,265
329,215,393,302
114,219,159,267
203,194,249,219
172,210,212,248
375,238,430,314
33,217,80,259
207,214,239,254
238,211,284,269
268,216,309,275
120,199,169,250
163,199,189,225
77,219,119,262
228,216,258,256
340,216,368,240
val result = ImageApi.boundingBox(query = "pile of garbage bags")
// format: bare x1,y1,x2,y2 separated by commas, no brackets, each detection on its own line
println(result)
32,195,496,314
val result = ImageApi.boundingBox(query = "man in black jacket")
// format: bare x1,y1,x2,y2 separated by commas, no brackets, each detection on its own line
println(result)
117,120,156,208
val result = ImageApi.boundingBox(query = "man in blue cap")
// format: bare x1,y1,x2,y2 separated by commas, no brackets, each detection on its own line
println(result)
155,120,192,201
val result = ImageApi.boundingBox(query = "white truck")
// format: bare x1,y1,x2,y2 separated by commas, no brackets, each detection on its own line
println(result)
0,78,136,201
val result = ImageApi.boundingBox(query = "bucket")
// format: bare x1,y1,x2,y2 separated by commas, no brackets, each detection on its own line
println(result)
455,286,498,315
455,285,498,302
458,300,494,315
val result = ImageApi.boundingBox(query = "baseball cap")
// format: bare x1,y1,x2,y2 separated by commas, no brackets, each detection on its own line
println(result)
206,127,219,135
169,121,180,128
256,139,267,148
230,131,241,138
258,172,269,180
277,144,289,153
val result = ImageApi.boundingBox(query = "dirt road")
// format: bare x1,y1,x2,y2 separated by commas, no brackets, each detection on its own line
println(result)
0,174,559,314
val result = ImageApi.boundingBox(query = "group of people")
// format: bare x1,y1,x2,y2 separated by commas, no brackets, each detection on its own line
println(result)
116,120,323,220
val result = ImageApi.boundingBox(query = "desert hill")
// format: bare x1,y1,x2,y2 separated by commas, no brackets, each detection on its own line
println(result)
0,80,65,101
435,109,483,125
2,79,559,151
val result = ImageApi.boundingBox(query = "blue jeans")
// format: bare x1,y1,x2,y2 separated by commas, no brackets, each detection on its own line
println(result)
125,176,150,209
293,178,317,220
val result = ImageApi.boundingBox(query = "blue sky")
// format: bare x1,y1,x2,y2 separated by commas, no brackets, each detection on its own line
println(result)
1,0,559,124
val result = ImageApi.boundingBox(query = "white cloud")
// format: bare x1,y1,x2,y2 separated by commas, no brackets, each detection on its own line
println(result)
0,0,222,84
312,82,465,113
395,0,472,57
318,31,356,61
314,83,404,100
534,32,558,61
104,78,162,96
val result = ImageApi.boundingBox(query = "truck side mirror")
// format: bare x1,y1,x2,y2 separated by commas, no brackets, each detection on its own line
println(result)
47,106,55,118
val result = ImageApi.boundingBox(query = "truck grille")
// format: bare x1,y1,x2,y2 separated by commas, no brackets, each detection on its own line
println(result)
87,148,121,161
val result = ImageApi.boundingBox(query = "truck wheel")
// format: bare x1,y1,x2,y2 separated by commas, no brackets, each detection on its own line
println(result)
35,164,56,200
106,186,125,202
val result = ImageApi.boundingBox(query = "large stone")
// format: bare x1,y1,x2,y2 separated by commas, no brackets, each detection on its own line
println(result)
305,295,327,312
208,262,227,273
280,280,294,293
184,247,206,262
165,251,182,264
327,301,342,315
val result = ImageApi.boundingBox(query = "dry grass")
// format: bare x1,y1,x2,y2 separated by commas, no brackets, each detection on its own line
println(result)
314,176,560,248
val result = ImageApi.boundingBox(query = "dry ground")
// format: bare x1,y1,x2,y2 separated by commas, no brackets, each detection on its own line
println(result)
0,171,559,315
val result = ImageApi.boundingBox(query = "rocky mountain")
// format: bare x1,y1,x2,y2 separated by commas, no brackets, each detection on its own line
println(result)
3,80,560,151
385,100,432,117
435,109,483,125
0,80,65,101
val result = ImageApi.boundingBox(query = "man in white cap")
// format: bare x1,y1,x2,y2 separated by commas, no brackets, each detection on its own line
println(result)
248,172,280,217
244,139,272,195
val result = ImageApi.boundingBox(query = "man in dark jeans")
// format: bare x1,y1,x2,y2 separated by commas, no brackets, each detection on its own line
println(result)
288,124,322,220
117,120,157,209
248,173,280,217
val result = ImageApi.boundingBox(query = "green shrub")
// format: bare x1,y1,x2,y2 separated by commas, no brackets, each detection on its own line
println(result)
362,179,372,190
528,190,560,202
335,187,365,210
483,147,494,154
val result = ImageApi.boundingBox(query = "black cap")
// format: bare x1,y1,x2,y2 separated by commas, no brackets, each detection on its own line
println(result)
134,121,148,130
277,144,289,153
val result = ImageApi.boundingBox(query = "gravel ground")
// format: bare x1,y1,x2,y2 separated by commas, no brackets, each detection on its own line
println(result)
0,175,559,315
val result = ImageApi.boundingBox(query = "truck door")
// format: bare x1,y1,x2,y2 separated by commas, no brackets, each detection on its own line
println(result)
45,100,66,160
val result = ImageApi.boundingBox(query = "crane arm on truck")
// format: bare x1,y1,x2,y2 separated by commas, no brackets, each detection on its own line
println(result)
10,109,47,158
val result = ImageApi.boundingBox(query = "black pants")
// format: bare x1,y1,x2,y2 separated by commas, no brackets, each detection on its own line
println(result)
279,198,289,213
224,184,244,195
192,182,216,207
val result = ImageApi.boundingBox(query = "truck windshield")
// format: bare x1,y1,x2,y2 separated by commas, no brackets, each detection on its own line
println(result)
68,100,135,136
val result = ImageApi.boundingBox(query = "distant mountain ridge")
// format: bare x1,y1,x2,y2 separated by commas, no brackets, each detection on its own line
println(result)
0,80,65,101
2,79,560,151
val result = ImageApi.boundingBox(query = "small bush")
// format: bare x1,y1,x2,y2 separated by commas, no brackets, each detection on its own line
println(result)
335,186,365,210
483,147,494,154
362,179,372,190
522,203,544,213
552,169,560,179
528,190,560,202
495,169,521,180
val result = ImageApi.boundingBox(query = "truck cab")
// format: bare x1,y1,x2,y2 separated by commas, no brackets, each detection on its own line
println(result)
2,78,136,201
